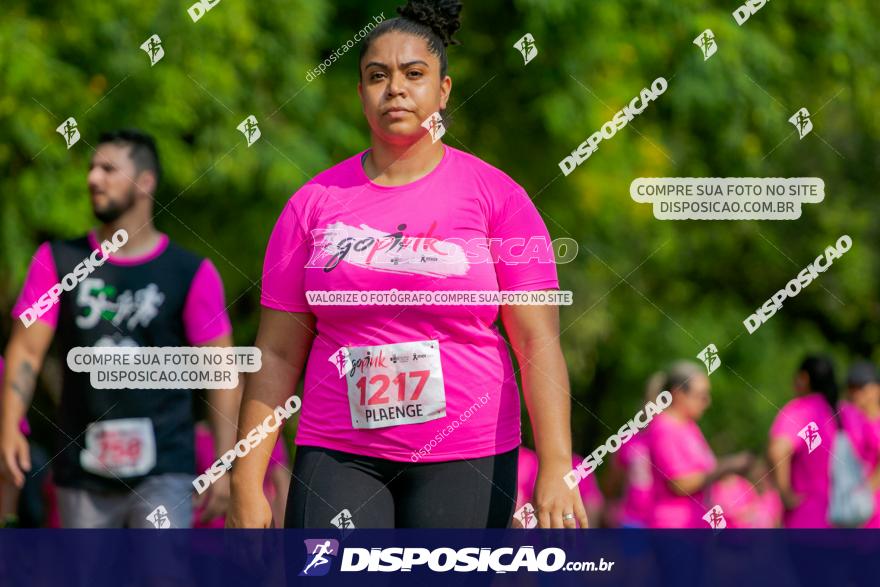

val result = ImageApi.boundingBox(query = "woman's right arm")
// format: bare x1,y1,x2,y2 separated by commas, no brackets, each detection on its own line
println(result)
226,309,316,528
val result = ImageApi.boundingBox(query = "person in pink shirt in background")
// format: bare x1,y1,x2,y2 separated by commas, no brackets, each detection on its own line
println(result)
839,361,880,528
768,355,839,528
515,446,602,527
646,361,753,528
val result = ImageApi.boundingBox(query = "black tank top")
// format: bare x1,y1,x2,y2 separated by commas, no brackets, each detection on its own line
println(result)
50,236,202,491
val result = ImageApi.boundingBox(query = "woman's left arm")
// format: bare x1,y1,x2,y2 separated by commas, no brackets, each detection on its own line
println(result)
501,300,588,529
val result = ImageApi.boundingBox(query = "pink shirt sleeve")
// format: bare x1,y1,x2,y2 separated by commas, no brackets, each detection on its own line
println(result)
490,186,560,292
769,401,804,442
183,259,232,344
11,243,59,329
652,420,715,478
261,194,313,313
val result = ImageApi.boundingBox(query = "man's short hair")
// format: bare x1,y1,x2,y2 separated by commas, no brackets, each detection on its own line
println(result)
97,129,162,186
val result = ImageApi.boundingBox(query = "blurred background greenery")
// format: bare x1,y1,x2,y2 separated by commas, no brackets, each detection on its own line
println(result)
1,0,879,469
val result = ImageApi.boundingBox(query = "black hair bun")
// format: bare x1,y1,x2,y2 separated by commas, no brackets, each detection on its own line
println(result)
398,0,462,47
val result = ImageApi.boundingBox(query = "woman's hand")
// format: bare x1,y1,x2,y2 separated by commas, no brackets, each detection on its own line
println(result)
533,460,589,529
225,485,274,528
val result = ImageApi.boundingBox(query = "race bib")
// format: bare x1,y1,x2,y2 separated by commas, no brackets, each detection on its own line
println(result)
80,418,156,478
336,340,446,430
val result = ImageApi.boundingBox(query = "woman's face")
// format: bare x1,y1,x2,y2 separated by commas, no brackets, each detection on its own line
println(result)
358,31,451,144
674,374,712,420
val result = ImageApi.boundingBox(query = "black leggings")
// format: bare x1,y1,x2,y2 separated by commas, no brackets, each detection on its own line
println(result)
284,446,518,528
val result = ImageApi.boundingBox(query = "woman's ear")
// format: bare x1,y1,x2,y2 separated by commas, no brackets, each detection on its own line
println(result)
439,75,452,111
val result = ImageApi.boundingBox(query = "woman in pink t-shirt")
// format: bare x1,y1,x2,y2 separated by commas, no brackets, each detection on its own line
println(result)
228,1,584,530
768,355,839,528
646,361,752,528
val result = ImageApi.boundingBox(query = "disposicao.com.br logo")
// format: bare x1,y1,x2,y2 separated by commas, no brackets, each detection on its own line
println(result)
300,541,614,575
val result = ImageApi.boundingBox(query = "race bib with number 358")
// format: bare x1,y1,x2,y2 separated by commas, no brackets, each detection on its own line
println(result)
80,417,157,478
337,339,446,430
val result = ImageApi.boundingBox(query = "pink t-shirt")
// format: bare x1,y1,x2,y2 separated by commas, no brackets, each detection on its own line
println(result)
769,393,836,528
261,146,559,461
12,232,231,344
0,357,30,436
839,401,880,528
647,412,717,528
516,446,603,512
711,474,783,528
615,433,653,526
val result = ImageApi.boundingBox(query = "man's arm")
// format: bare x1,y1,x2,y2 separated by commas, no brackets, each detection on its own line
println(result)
195,332,244,522
1,321,54,487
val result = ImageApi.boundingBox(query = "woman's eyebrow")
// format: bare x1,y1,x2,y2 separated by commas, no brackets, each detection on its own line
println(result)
364,60,430,70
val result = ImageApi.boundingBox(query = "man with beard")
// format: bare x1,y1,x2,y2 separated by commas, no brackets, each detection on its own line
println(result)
0,129,241,528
